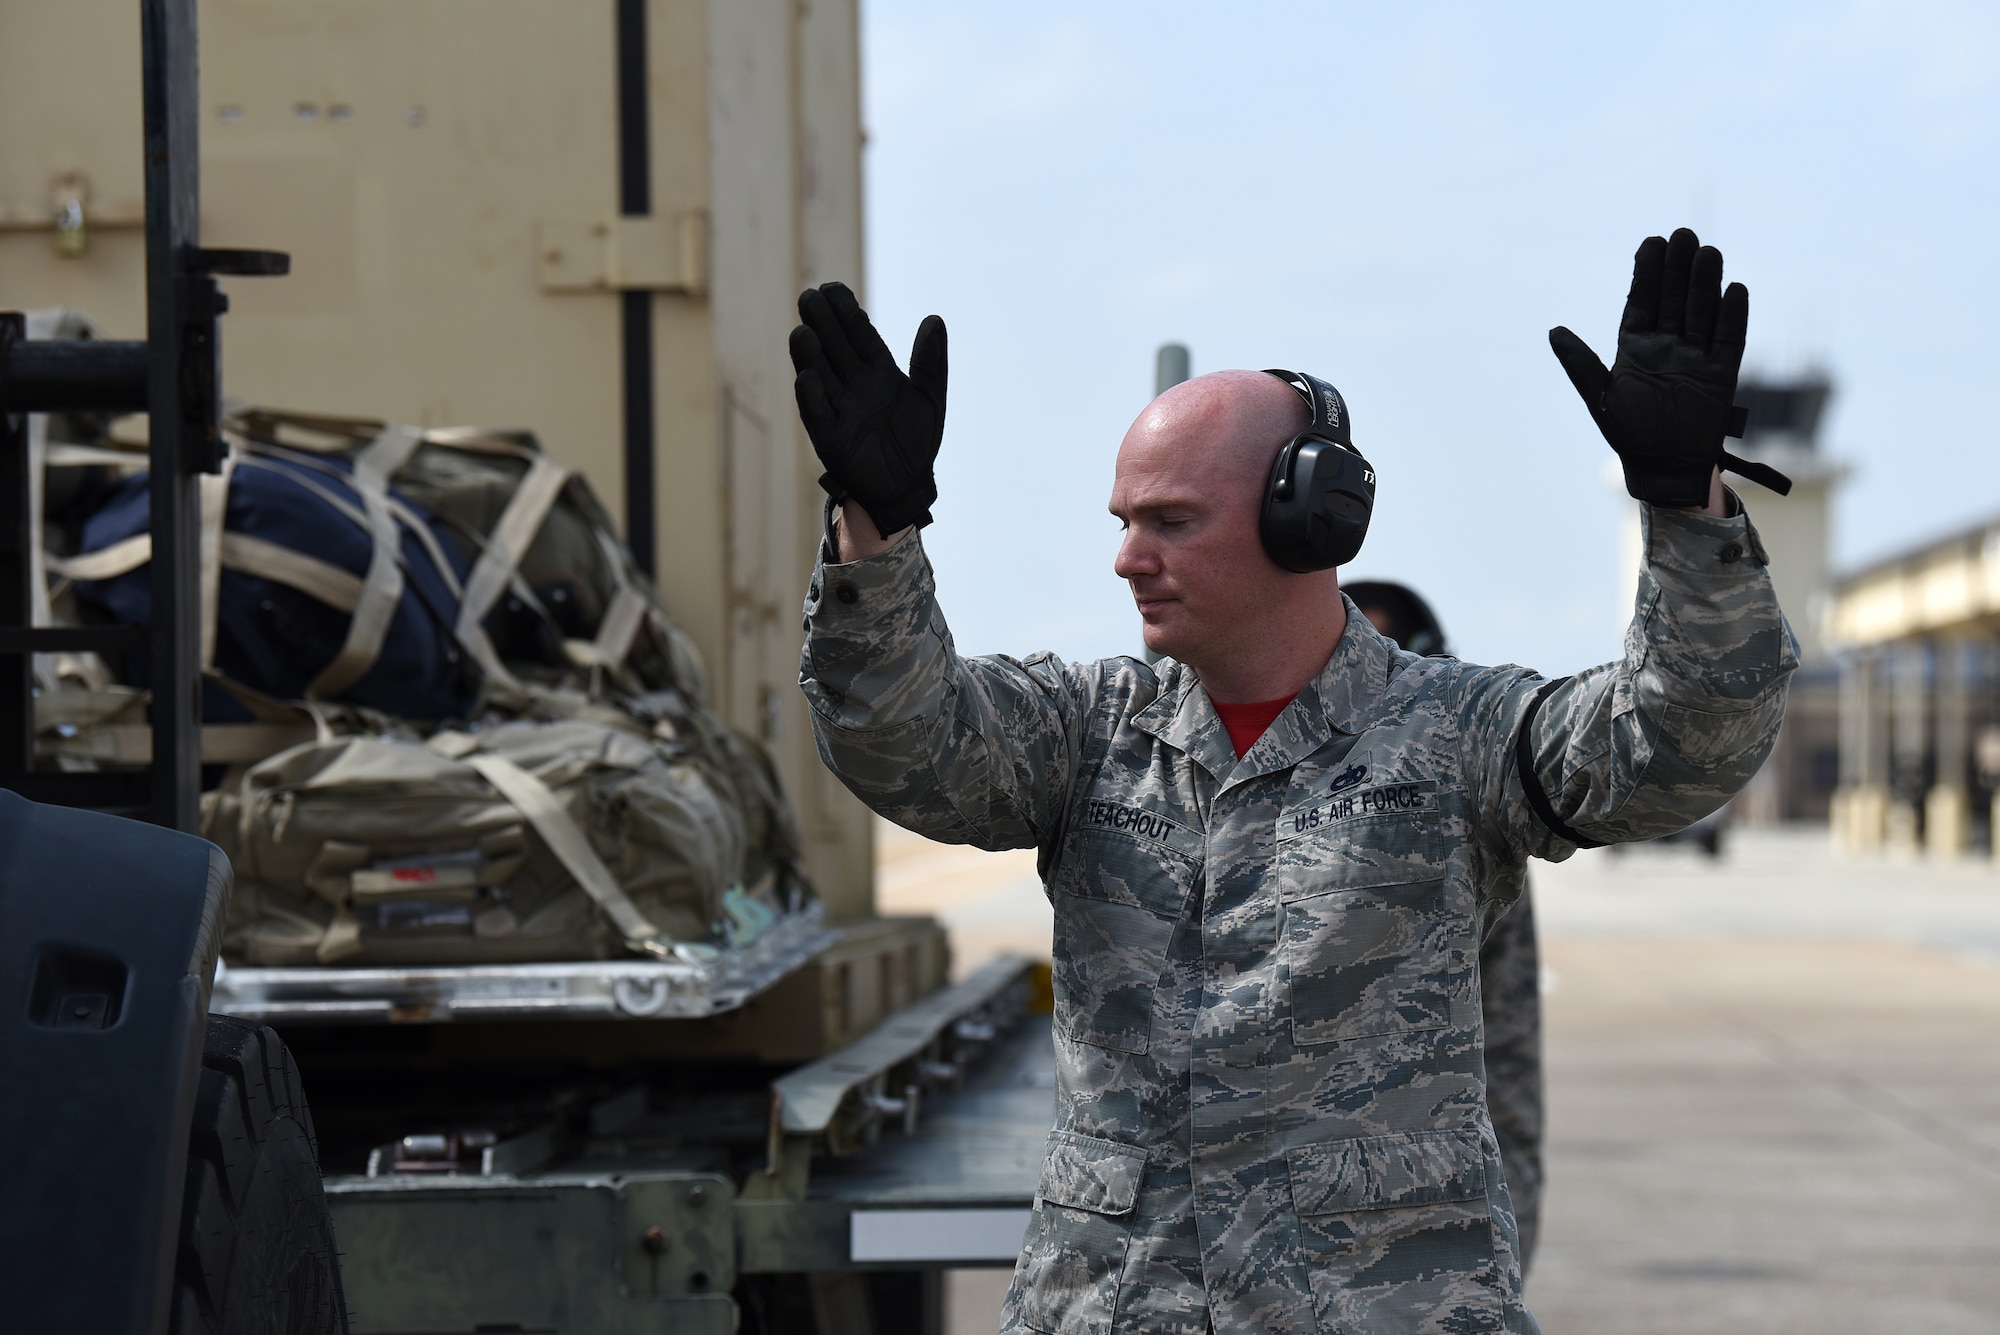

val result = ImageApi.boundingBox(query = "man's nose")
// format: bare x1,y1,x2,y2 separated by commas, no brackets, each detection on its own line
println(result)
1114,529,1158,580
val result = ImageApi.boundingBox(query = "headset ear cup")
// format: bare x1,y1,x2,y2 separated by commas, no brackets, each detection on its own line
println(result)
1326,458,1373,565
1272,439,1374,571
1256,372,1373,572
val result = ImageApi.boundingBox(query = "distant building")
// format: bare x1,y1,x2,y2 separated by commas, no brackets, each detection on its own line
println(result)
1618,375,1850,823
1827,514,2000,857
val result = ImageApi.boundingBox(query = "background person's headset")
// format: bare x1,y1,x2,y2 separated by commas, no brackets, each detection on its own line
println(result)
1258,369,1375,572
1342,580,1449,658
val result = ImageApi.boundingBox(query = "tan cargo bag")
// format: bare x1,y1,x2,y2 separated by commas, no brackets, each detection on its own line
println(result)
207,718,747,966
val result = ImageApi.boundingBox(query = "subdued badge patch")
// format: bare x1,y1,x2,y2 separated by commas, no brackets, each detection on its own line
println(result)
1279,780,1439,841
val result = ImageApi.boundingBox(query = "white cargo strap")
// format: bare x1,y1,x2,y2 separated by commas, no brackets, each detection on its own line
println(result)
307,429,416,699
385,488,525,687
23,415,115,693
220,535,366,610
234,452,370,528
43,442,148,469
587,528,647,672
225,408,384,453
23,313,86,685
49,533,366,614
590,588,649,671
455,455,568,649
46,533,152,582
354,422,424,489
463,751,674,959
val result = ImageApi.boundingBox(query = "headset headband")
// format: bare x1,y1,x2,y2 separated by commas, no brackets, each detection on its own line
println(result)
1263,369,1351,449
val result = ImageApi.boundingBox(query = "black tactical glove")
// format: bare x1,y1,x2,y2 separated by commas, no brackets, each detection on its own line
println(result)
788,282,947,535
1550,228,1790,507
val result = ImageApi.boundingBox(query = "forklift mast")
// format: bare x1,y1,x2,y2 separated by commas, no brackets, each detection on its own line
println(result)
0,0,285,829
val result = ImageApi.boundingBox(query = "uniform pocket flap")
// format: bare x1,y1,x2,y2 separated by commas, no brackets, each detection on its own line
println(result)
1287,1129,1484,1216
1661,697,1779,770
1038,1131,1146,1217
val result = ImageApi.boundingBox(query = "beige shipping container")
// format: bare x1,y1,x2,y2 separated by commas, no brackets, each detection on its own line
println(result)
0,0,876,918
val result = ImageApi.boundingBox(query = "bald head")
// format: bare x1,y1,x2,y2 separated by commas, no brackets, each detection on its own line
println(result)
1110,368,1347,703
1119,370,1309,503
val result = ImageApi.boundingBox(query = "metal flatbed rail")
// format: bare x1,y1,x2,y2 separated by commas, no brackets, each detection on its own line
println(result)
771,953,1034,1138
741,1012,1054,1273
211,903,834,1023
318,1002,1056,1332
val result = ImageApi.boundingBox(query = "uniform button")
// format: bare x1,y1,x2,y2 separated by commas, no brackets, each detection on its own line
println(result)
835,582,860,605
1718,542,1744,563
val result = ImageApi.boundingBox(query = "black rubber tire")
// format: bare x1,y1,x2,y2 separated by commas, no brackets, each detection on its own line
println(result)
169,1014,349,1335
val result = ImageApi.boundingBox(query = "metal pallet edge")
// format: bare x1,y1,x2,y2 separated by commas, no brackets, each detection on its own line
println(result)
209,902,835,1024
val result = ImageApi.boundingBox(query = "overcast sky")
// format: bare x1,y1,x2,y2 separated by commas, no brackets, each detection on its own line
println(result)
856,1,2000,675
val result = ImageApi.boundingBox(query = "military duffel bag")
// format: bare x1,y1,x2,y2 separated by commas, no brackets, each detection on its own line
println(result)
206,718,747,966
59,435,484,725
224,408,707,705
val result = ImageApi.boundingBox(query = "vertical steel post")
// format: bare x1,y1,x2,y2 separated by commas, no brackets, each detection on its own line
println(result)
0,316,30,783
142,0,207,831
617,0,658,577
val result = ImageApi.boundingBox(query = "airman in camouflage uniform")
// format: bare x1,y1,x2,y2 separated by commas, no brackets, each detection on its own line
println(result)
789,229,1795,1332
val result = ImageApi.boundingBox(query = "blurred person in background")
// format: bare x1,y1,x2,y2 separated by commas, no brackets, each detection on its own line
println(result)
1345,580,1544,1273
790,228,1794,1334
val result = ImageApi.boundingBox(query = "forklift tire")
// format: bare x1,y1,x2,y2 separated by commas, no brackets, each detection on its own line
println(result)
169,1014,349,1335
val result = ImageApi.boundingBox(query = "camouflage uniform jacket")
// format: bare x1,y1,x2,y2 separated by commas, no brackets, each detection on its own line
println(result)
799,502,1795,1334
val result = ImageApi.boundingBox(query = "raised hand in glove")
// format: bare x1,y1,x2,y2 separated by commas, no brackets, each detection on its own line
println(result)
1550,228,1790,508
789,282,948,535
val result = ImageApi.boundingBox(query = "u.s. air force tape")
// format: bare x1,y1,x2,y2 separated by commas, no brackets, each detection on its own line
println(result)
1279,780,1437,840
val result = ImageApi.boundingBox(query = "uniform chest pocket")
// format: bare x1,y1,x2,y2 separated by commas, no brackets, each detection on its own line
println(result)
1050,827,1202,1055
1277,810,1463,1047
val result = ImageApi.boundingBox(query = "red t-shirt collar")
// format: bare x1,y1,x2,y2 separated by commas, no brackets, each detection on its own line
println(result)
1211,694,1297,758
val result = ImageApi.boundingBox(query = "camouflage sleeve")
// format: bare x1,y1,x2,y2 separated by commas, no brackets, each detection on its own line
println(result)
797,527,1090,853
1467,497,1798,859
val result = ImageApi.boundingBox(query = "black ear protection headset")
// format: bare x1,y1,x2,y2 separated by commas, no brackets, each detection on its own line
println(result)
1258,369,1375,572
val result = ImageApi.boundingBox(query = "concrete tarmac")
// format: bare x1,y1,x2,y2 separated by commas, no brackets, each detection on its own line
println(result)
1530,830,2000,1334
875,820,2000,1333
